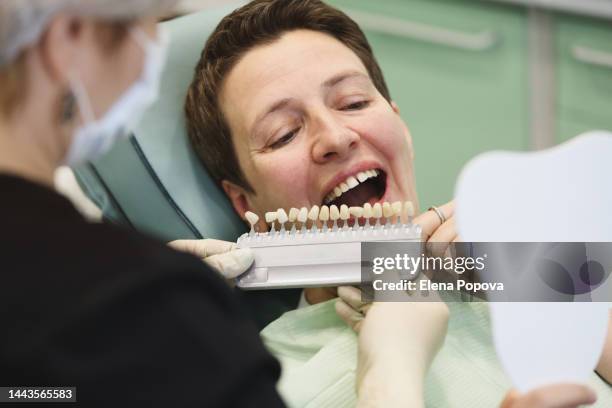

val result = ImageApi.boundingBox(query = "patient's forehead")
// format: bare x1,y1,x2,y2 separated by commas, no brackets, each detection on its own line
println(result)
220,29,371,139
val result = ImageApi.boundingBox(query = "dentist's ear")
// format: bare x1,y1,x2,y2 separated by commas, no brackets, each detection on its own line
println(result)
40,15,88,84
391,101,414,160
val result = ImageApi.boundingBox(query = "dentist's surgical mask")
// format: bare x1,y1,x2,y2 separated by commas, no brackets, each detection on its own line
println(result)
64,26,169,166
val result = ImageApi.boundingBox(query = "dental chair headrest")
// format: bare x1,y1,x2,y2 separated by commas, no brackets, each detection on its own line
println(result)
75,7,245,241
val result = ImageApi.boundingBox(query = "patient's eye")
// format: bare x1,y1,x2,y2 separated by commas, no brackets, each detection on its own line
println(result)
340,100,370,111
269,127,299,149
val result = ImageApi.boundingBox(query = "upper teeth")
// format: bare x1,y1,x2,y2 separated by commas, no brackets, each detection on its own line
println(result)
325,169,379,204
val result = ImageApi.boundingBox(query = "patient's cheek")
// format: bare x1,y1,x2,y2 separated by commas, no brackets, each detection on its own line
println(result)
257,152,310,201
360,112,410,158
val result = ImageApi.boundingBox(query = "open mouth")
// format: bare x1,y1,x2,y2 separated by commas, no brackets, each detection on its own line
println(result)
323,169,387,208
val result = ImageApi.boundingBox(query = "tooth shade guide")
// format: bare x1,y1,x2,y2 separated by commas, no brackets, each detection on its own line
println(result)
381,203,391,228
288,208,299,222
388,202,401,226
382,202,393,217
349,206,363,218
339,205,350,229
372,203,382,217
275,209,287,233
319,205,330,231
391,201,402,215
258,202,414,234
403,201,415,224
372,203,383,226
308,205,319,220
319,205,330,220
244,211,260,235
235,212,421,289
249,202,417,241
294,207,307,231
328,205,339,231
297,207,308,221
362,203,373,226
265,211,277,232
237,222,421,243
265,211,276,223
277,208,289,224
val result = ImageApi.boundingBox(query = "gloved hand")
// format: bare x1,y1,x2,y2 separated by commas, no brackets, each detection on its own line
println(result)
500,384,596,408
335,286,449,407
168,239,254,284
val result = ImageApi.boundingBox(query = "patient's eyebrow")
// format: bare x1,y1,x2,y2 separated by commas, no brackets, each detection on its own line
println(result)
252,98,294,136
322,71,370,89
257,98,293,122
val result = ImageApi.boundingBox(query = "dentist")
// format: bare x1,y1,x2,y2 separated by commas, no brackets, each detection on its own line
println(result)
0,0,284,405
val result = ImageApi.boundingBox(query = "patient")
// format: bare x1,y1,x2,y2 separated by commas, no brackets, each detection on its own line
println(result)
185,0,611,406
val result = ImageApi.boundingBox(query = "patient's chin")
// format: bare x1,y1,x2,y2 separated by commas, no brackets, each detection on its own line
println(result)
304,287,338,305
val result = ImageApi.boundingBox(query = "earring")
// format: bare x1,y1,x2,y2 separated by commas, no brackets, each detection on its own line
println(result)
60,91,76,123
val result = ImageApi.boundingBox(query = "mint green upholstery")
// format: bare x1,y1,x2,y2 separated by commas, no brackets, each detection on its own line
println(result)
75,7,245,242
74,7,301,328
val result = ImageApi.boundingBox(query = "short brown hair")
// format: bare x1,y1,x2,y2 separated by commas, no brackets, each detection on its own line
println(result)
185,0,391,193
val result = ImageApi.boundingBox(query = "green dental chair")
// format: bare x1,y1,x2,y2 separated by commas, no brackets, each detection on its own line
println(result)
74,6,301,329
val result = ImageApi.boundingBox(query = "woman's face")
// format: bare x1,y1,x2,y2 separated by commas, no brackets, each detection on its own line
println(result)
221,30,418,228
44,17,160,155
78,18,158,120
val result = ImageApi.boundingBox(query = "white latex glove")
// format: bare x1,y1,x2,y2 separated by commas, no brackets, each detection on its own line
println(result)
335,286,449,408
168,239,254,284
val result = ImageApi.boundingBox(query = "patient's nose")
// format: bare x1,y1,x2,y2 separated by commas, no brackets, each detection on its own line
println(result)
311,113,359,163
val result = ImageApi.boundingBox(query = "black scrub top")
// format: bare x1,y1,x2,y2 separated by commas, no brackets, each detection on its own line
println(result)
0,175,285,407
